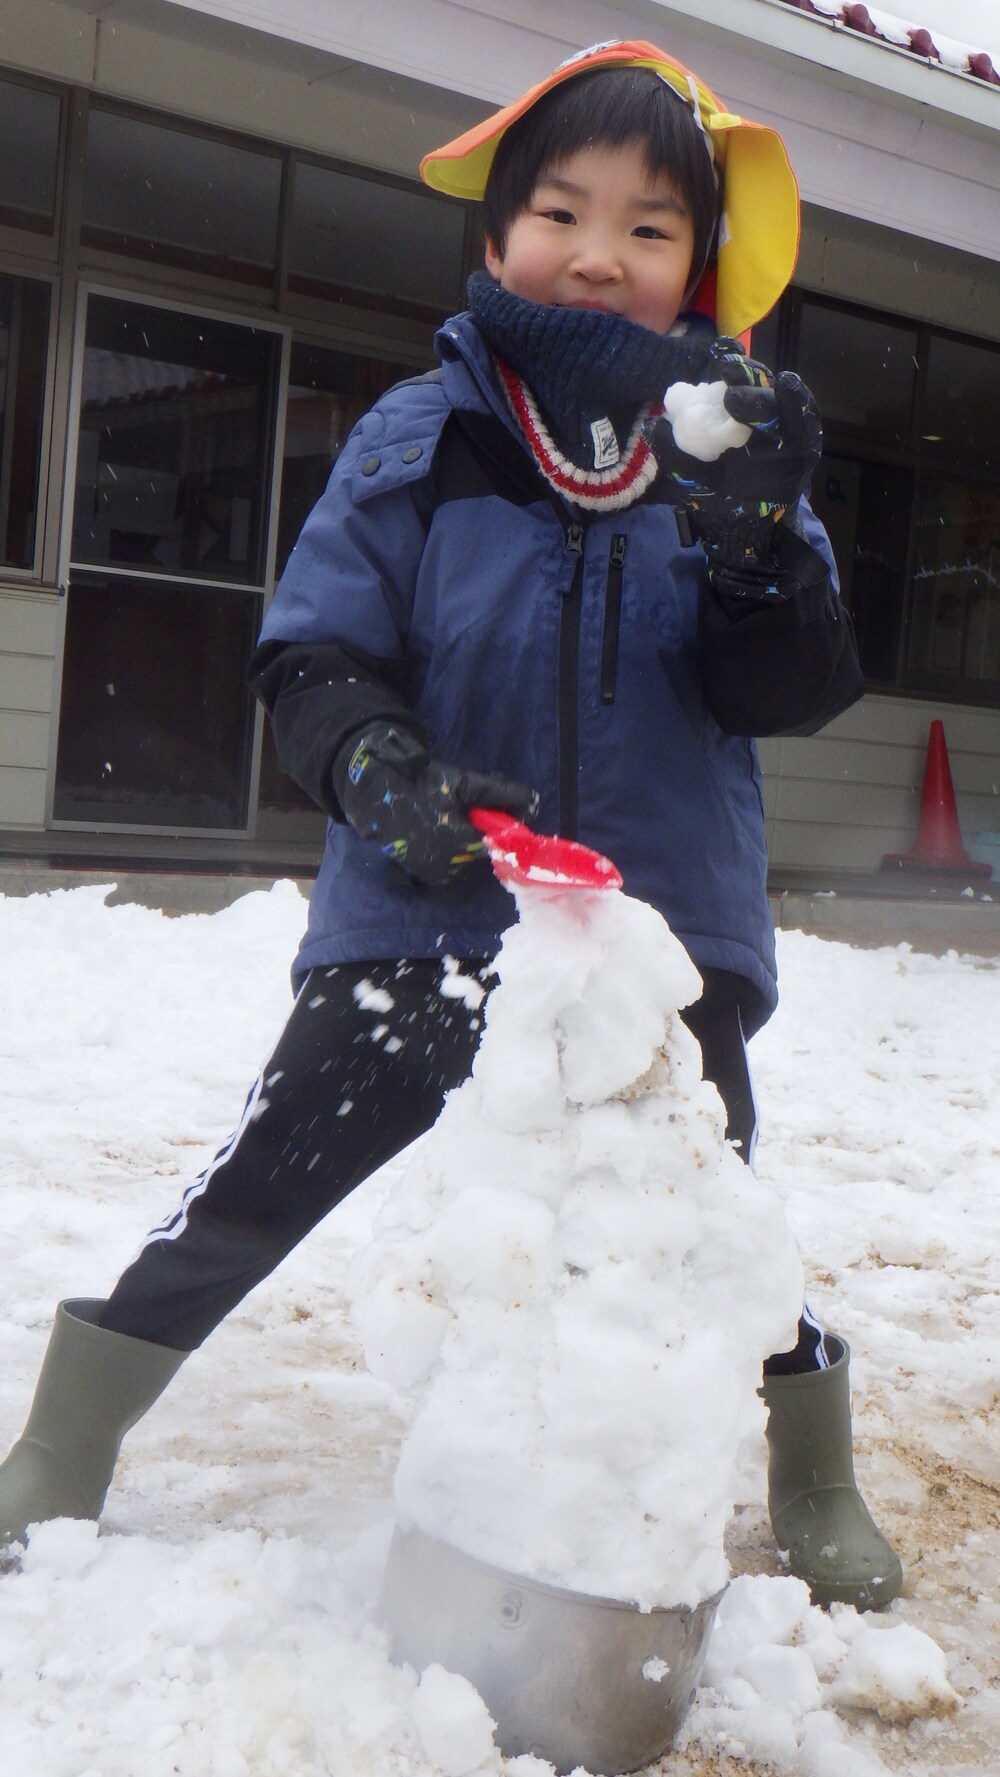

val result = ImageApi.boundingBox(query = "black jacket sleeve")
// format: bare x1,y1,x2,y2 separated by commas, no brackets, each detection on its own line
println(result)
697,526,865,738
248,638,420,819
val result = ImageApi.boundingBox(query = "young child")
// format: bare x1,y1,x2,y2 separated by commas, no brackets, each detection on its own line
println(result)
0,40,900,1609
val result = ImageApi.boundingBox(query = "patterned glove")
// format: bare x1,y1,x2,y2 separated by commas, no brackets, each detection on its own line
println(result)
651,338,822,599
335,722,539,888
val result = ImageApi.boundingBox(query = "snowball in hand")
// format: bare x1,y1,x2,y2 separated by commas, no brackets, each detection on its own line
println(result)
662,379,753,461
354,883,803,1612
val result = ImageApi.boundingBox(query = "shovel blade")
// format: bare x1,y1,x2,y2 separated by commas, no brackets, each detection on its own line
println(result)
470,808,622,891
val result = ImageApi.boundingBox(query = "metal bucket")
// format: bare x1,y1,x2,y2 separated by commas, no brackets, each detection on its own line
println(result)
379,1524,724,1775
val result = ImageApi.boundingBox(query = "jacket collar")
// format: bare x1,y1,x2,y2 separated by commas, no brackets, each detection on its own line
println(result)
435,310,521,434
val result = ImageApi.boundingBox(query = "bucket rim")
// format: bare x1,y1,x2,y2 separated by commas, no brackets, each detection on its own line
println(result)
391,1524,728,1617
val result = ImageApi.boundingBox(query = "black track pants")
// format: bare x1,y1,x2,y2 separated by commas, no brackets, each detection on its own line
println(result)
102,959,494,1350
101,956,823,1367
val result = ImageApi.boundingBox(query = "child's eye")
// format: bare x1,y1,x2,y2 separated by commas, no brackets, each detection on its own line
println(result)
633,225,668,240
542,208,576,225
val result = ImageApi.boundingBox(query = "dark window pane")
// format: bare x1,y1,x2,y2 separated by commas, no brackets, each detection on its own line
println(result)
0,79,60,234
72,295,279,584
274,341,412,577
257,340,412,834
82,108,281,286
288,162,465,319
797,302,917,448
810,455,913,684
0,274,50,569
922,337,1000,476
906,477,1000,693
54,571,260,828
748,308,779,373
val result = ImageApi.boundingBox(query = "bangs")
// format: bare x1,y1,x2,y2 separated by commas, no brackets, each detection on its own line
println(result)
482,67,719,282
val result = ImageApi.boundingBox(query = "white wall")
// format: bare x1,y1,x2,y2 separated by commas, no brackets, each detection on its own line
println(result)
760,695,1000,872
0,589,58,829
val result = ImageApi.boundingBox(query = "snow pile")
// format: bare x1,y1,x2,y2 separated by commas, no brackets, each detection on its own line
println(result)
662,378,752,461
354,882,802,1609
0,1515,421,1777
681,1573,958,1772
411,1665,498,1776
0,887,983,1773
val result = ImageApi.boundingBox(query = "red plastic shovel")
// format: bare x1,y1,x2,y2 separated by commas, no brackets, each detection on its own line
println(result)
470,807,622,891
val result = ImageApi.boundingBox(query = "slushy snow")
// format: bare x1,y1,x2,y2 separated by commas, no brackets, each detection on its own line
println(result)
0,881,996,1774
662,379,753,461
355,880,802,1609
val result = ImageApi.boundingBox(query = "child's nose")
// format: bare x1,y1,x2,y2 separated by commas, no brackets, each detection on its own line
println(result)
569,231,624,283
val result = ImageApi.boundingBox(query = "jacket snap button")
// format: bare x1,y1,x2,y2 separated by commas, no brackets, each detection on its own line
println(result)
401,446,423,464
360,455,381,475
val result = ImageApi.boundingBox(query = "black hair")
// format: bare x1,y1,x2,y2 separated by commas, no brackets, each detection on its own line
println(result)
482,67,720,290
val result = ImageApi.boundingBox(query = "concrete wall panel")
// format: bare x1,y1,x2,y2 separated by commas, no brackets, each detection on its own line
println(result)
0,764,48,827
761,695,1000,869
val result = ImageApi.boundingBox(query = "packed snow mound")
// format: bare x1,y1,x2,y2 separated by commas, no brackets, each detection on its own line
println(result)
0,887,975,1774
354,883,803,1609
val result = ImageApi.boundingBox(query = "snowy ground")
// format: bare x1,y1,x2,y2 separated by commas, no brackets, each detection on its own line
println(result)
0,881,997,1776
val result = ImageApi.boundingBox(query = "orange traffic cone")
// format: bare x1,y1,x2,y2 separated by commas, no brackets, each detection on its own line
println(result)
882,720,991,875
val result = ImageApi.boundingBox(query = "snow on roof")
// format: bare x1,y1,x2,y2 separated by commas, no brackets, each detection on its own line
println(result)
775,0,1000,85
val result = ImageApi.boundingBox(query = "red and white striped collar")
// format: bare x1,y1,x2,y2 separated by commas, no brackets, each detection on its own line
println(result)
495,359,662,512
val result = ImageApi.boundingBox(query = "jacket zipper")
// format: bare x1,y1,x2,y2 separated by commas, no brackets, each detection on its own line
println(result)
558,520,585,840
600,534,627,706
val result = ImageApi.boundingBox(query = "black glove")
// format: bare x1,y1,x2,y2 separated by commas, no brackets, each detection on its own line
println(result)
335,721,539,888
650,338,822,600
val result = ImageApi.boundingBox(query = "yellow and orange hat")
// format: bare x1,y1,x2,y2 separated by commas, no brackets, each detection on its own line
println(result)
421,39,800,339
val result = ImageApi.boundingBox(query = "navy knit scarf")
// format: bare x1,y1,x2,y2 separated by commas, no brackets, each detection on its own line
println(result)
468,270,715,472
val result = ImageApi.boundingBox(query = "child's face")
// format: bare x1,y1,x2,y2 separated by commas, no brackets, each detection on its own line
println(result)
484,141,696,335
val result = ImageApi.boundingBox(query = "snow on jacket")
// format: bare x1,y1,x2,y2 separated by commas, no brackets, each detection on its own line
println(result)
253,312,862,1014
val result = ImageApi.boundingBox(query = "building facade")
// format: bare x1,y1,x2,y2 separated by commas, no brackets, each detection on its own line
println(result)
1,0,999,873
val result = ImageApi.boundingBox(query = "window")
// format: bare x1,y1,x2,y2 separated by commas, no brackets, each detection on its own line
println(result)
55,295,281,830
797,304,917,449
0,273,51,570
791,292,1000,706
908,478,1000,693
921,335,1000,476
273,341,412,577
811,458,912,684
55,572,262,830
288,160,466,320
82,107,282,287
0,79,61,236
71,295,278,584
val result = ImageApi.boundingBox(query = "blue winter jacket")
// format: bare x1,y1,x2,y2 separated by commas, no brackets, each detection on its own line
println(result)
258,313,855,1015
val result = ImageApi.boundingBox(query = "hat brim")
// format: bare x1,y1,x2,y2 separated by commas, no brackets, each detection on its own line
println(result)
421,40,799,336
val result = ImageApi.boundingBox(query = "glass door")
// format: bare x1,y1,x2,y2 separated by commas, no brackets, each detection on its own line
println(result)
53,291,282,832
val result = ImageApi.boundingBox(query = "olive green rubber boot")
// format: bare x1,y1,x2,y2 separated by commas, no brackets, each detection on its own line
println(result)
0,1299,189,1547
760,1335,903,1611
